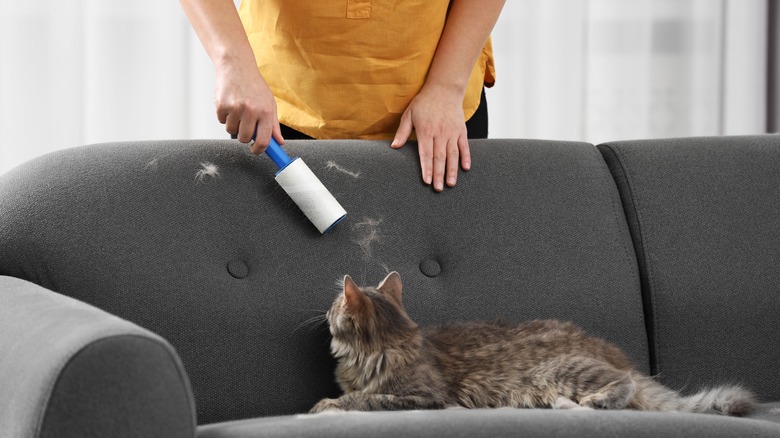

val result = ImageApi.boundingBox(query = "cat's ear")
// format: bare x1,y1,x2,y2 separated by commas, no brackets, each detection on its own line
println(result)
377,271,403,305
343,275,366,311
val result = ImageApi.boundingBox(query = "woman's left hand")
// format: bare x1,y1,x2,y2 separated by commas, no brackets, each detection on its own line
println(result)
391,84,471,192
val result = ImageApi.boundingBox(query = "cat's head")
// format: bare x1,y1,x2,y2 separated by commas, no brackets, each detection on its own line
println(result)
326,271,417,351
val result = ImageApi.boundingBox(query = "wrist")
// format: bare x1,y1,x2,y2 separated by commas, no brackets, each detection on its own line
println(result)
420,80,467,103
213,46,257,75
423,64,470,96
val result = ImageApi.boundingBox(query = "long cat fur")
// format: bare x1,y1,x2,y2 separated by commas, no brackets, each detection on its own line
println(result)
310,272,756,415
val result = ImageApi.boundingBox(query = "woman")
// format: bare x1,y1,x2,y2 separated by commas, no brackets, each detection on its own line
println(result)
180,0,504,191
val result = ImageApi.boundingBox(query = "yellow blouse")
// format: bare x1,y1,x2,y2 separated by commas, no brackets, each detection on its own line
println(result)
238,0,495,140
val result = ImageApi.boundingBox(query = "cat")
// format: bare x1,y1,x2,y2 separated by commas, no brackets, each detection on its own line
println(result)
310,271,756,415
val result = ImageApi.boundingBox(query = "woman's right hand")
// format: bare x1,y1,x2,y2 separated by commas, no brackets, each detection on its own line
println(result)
179,0,283,154
215,61,283,154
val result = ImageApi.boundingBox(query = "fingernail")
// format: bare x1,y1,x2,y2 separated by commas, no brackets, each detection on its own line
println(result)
424,174,432,185
463,160,471,170
447,177,456,186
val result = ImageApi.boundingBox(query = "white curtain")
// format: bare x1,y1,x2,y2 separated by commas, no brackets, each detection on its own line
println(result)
490,0,768,143
0,1,224,175
0,0,770,175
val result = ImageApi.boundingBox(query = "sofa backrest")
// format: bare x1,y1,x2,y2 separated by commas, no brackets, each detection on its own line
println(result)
599,135,780,402
0,139,647,424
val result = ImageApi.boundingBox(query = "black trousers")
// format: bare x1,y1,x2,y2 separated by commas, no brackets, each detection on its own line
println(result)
281,87,489,140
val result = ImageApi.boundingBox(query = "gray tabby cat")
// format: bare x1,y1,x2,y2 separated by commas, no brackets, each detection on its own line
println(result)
310,272,756,415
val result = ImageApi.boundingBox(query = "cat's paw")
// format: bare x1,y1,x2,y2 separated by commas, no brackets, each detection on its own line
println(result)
554,396,594,411
579,393,611,410
309,398,345,414
579,375,635,410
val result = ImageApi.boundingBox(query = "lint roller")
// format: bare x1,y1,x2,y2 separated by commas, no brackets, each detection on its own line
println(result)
263,137,347,234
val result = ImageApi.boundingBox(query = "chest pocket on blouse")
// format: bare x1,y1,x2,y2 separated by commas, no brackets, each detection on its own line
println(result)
346,0,371,19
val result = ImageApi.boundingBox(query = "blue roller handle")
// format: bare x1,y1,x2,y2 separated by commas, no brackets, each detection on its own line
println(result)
251,130,294,171
265,137,293,170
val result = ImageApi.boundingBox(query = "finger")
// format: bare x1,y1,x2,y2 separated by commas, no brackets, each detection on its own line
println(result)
459,134,471,171
217,105,229,125
432,137,447,192
392,111,414,149
249,142,266,155
417,134,434,186
237,113,258,144
445,137,459,187
271,121,285,146
224,111,240,138
250,121,273,155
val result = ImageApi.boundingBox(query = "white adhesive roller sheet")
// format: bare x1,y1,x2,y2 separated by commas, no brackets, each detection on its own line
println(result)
275,158,347,234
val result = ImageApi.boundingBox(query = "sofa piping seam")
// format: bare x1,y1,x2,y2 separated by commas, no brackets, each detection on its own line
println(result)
594,146,645,357
601,144,661,376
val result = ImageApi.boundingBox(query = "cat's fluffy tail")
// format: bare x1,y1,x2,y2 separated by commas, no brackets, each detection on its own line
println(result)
633,376,757,416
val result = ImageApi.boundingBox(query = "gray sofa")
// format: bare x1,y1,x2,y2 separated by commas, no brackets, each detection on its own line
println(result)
1,136,778,437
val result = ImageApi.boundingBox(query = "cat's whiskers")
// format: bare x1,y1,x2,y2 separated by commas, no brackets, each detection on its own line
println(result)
293,313,328,334
297,308,328,314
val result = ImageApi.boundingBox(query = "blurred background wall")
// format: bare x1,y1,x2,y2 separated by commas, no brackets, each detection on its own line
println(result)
0,0,776,174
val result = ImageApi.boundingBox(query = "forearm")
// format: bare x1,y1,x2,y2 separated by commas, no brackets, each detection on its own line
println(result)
179,0,257,72
426,0,505,95
180,0,280,148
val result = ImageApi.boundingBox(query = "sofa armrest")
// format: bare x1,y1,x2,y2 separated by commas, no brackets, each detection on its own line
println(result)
0,276,196,438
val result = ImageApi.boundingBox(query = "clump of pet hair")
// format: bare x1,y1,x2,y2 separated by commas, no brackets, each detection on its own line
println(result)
352,217,382,258
325,160,361,179
195,161,220,183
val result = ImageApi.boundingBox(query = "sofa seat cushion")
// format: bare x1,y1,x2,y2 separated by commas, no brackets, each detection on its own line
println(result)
198,408,780,438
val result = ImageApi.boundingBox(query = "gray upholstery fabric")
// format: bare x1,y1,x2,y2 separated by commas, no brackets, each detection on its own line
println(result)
752,402,780,424
770,0,780,132
598,135,780,401
0,139,647,424
0,276,196,438
197,408,780,438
